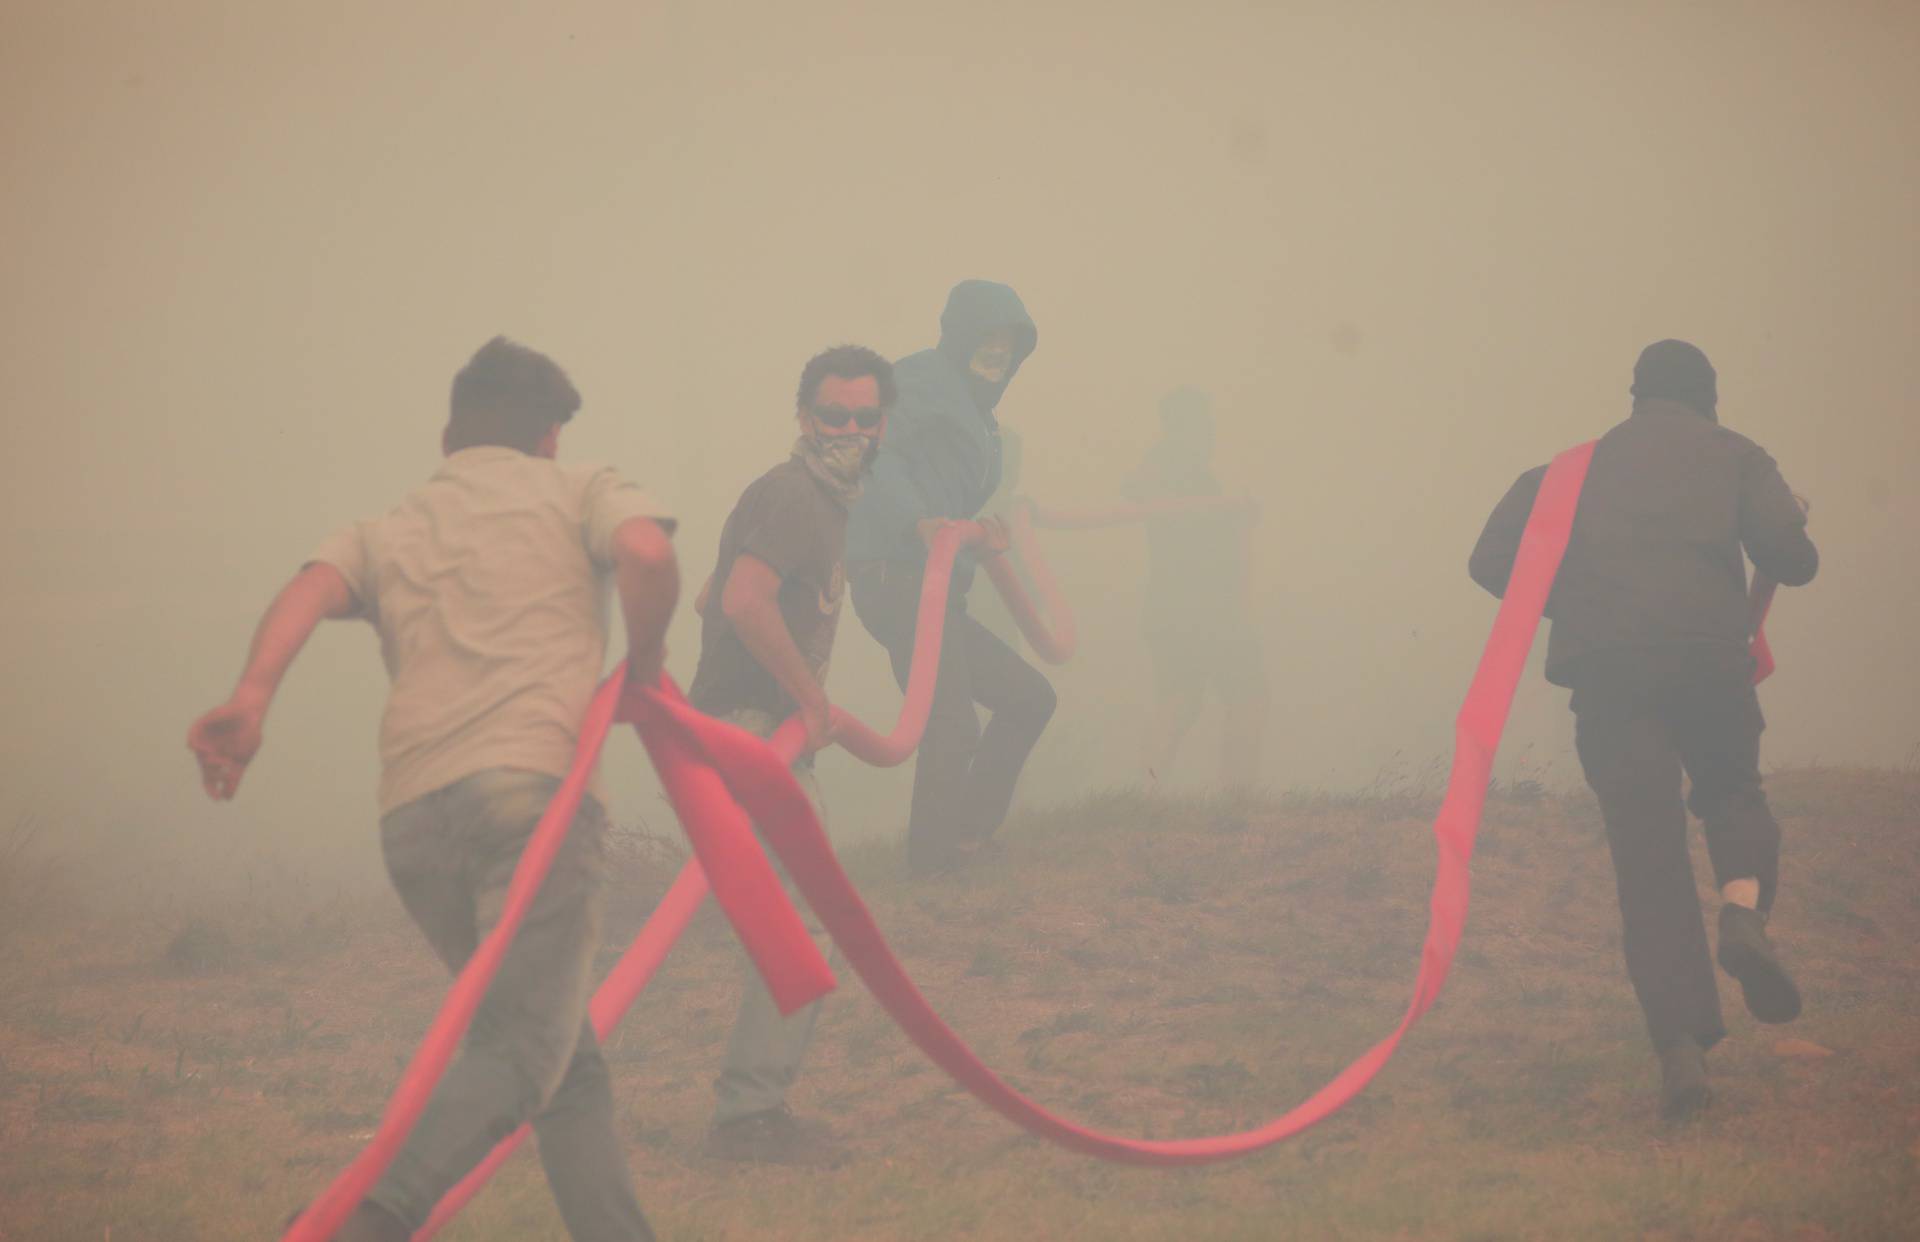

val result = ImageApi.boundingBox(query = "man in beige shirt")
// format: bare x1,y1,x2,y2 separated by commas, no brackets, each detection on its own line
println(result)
187,337,676,1242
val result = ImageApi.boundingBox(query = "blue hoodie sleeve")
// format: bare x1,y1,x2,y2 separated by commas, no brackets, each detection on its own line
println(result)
851,353,983,559
862,420,933,551
849,330,1014,577
1737,441,1818,587
850,373,946,563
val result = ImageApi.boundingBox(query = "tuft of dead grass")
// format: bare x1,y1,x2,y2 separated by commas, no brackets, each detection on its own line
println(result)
0,816,72,951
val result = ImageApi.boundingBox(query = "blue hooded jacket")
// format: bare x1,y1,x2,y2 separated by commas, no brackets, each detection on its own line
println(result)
846,280,1038,597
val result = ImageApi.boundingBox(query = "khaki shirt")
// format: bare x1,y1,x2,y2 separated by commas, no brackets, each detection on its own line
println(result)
310,447,673,813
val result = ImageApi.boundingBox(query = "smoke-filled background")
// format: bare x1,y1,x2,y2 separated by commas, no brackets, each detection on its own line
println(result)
3,1,1916,883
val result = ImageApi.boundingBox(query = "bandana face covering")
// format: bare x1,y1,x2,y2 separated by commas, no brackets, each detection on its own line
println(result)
794,432,874,504
969,340,1013,384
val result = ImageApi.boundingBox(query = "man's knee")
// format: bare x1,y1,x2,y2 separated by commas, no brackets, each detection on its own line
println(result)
547,1036,612,1109
1575,726,1680,810
1698,785,1781,863
1749,803,1782,857
1024,673,1057,729
468,998,595,1118
511,1027,587,1118
1685,772,1766,825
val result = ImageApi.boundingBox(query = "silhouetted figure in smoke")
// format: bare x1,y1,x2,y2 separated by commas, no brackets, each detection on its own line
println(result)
685,345,895,1166
847,280,1056,875
187,338,672,1241
1470,340,1817,1121
1123,387,1268,788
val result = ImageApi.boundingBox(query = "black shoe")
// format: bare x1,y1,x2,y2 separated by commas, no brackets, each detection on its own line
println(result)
960,836,1006,865
1717,904,1803,1024
704,1105,848,1168
908,833,1006,878
906,838,968,878
1659,1037,1711,1121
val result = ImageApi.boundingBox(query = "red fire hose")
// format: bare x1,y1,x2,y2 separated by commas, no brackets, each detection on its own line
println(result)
291,443,1780,1239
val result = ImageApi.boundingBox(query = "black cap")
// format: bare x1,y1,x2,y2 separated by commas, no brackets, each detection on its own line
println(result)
1631,339,1717,417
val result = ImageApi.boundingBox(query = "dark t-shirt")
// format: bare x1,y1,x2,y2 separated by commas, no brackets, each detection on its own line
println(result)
688,457,849,718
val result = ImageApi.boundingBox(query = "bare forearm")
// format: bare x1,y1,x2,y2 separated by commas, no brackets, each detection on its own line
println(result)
616,557,678,660
231,564,353,708
731,595,827,715
612,520,680,671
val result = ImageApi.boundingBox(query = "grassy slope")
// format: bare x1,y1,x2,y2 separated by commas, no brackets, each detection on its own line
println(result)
1,768,1916,1241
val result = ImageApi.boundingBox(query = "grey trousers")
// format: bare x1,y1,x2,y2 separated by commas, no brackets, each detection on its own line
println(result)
370,768,654,1242
712,709,841,1126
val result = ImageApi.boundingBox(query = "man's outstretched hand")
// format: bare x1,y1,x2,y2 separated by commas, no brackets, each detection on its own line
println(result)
798,695,840,755
915,517,950,550
978,516,1012,558
187,694,267,800
921,516,1008,558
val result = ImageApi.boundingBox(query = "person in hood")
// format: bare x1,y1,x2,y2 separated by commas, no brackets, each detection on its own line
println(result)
686,344,894,1165
846,280,1056,875
1469,340,1818,1122
1121,387,1266,788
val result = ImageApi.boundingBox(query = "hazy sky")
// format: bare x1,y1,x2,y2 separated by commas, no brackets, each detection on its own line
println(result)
4,1,1916,873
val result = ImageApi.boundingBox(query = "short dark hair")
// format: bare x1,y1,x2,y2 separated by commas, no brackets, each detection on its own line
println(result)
1630,339,1717,417
795,344,896,412
446,336,581,453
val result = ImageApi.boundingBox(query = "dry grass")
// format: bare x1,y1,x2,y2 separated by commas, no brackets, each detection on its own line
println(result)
0,818,67,954
1,767,1916,1240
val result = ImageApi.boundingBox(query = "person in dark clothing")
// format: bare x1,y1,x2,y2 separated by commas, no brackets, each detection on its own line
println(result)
968,422,1031,652
1123,387,1267,788
686,344,895,1165
846,280,1057,875
1469,339,1818,1121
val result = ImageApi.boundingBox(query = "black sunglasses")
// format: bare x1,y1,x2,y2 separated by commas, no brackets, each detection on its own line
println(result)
810,403,885,430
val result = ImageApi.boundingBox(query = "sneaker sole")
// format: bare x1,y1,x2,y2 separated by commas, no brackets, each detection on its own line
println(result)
1718,940,1803,1024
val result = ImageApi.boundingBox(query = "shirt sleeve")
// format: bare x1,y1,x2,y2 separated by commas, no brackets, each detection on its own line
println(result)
860,407,936,549
306,520,375,620
1737,444,1818,587
582,467,677,570
1468,464,1547,599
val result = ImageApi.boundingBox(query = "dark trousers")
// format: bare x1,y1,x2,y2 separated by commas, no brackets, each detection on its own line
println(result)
1568,644,1781,1053
851,560,1056,866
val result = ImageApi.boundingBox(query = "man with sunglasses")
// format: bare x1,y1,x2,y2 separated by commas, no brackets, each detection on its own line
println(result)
685,344,894,1165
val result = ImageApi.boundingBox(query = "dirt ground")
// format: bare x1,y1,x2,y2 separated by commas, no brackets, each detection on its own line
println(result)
2,768,1916,1240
